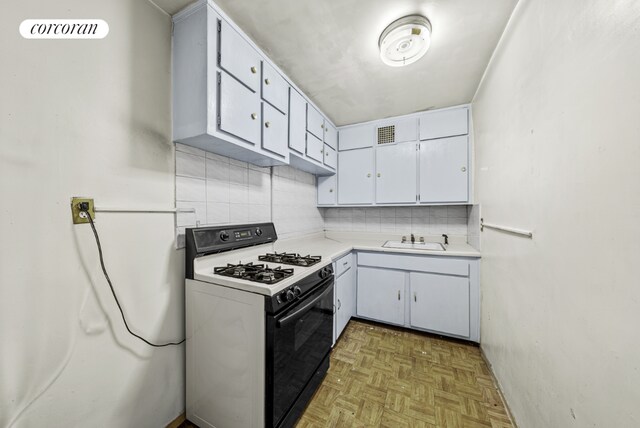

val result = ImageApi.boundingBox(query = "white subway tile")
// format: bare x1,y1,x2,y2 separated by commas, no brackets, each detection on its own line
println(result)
176,151,206,179
206,179,230,203
230,203,249,222
176,176,206,202
175,143,206,157
206,158,230,181
229,184,249,204
206,202,230,224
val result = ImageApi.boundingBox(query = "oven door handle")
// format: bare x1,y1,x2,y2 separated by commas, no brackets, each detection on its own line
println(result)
276,280,333,328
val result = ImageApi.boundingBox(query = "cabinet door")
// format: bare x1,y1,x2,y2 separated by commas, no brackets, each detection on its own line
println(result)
419,135,468,203
262,102,288,157
307,105,324,140
338,148,374,205
336,267,353,339
419,107,468,140
357,267,404,325
219,72,260,145
219,20,260,92
323,144,337,170
317,175,337,205
324,123,338,150
288,89,306,154
376,143,417,204
340,124,373,151
261,61,289,114
410,272,470,338
306,132,324,162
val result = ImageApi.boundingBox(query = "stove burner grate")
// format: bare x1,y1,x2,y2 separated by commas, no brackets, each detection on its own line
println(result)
214,262,294,284
258,252,321,267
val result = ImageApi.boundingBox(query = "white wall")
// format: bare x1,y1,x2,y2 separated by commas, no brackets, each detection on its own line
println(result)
472,0,640,427
0,1,184,427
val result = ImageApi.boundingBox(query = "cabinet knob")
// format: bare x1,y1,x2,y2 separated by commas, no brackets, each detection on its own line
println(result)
250,66,257,74
367,173,371,177
321,124,324,129
337,299,341,310
265,121,271,128
251,113,257,120
461,166,467,172
329,188,333,192
377,173,381,177
397,290,401,300
264,78,270,85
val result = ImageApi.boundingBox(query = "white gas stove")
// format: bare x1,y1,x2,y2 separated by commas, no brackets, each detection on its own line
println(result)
184,223,334,428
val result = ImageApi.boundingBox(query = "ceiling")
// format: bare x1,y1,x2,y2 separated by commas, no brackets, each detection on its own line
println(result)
158,0,518,126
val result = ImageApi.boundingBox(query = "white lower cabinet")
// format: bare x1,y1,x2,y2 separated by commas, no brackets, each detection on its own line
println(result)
356,266,405,326
356,252,480,342
335,267,355,339
410,272,470,337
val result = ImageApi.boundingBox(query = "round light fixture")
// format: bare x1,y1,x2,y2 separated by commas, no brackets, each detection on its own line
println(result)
379,15,432,67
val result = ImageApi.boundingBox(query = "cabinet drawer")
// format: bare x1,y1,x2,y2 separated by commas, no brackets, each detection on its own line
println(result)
358,252,469,277
262,102,288,157
307,105,324,140
218,71,261,145
261,61,289,114
219,20,261,92
288,88,306,154
324,123,338,150
335,253,353,277
419,107,468,140
306,132,323,162
323,144,337,170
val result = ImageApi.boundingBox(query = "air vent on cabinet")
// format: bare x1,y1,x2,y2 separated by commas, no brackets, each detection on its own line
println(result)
377,125,395,144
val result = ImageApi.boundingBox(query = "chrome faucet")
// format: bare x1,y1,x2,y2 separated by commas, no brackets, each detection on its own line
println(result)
411,233,415,244
442,234,449,245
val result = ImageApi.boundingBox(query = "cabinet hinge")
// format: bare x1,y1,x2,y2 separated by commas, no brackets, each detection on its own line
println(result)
217,20,221,32
217,115,221,126
217,52,221,65
217,73,221,84
418,194,421,201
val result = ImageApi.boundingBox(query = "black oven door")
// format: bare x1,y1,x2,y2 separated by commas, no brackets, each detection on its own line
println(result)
266,278,334,428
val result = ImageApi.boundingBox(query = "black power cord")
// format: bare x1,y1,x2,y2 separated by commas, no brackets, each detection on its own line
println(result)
81,208,185,347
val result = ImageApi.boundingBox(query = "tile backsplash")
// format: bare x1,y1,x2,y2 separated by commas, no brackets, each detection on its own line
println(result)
321,206,469,237
175,144,323,247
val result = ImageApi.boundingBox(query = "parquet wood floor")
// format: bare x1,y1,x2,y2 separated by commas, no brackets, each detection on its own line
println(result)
295,319,514,428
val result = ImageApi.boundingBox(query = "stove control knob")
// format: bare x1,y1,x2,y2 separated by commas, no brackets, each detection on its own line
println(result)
255,228,263,236
285,289,295,302
319,268,328,279
219,231,229,241
293,286,302,297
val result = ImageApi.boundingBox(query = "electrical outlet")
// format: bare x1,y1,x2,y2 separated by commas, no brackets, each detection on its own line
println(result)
71,197,94,224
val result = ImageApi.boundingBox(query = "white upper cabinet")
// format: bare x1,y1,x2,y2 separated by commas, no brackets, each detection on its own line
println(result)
219,20,261,92
376,143,418,204
324,122,338,150
339,124,373,151
419,135,469,203
306,105,324,140
317,175,337,205
219,71,261,145
376,117,417,145
306,132,324,163
419,107,469,141
323,144,337,170
261,102,288,158
261,61,289,114
288,88,306,155
338,148,374,205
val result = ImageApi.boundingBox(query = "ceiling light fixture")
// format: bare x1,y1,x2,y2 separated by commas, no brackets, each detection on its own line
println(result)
379,15,432,67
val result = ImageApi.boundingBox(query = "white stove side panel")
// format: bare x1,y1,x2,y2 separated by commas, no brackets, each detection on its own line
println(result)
186,279,265,428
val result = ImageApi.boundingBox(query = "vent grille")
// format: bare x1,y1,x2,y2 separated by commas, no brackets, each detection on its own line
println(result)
377,125,395,145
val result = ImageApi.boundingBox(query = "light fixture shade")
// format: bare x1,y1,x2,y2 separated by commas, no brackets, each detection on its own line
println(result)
379,15,432,67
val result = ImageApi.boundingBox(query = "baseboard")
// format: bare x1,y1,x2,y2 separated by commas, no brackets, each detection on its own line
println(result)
165,412,186,428
479,347,518,428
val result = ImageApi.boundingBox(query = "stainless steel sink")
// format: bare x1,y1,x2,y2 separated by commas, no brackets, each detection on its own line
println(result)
382,240,445,251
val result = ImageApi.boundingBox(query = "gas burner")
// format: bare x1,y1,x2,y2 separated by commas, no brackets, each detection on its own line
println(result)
214,263,294,284
258,252,322,267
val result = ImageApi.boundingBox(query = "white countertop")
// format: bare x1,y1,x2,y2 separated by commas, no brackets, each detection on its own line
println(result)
192,231,480,297
274,231,481,262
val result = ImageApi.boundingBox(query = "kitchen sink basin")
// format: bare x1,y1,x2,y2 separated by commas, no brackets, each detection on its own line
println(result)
382,240,445,251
